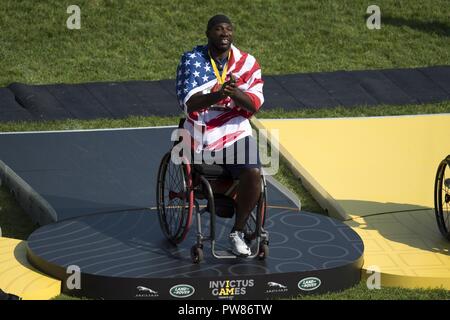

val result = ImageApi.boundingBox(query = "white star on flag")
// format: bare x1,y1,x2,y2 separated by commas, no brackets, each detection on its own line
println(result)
204,64,211,72
189,53,197,59
202,75,209,82
184,59,190,66
193,71,200,78
191,80,198,87
194,61,201,68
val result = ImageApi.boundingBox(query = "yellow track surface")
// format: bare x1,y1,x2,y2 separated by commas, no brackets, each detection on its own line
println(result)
255,115,450,220
254,114,450,289
0,237,61,299
347,210,449,289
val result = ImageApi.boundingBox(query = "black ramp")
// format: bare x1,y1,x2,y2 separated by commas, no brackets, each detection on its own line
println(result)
382,68,449,103
45,84,112,119
8,83,73,120
158,79,178,98
83,82,156,118
0,127,298,223
0,88,33,121
351,70,416,105
418,66,450,95
124,81,180,116
261,76,302,110
27,209,364,299
310,71,379,107
274,74,337,108
0,127,177,222
2,66,450,122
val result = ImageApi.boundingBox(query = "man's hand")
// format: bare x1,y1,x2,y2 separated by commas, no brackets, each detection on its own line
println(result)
220,74,236,97
186,74,257,114
221,78,257,113
222,82,238,98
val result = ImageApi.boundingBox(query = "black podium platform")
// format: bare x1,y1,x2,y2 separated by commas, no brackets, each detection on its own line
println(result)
27,208,363,299
0,126,364,299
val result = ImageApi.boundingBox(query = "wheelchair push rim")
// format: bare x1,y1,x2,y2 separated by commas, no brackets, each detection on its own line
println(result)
156,152,194,245
434,155,450,240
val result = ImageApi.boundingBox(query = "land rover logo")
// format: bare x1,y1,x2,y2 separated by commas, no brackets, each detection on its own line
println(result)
298,277,321,291
170,284,195,298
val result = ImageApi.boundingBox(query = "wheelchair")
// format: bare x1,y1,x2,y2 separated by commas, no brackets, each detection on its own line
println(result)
434,154,450,241
156,122,269,263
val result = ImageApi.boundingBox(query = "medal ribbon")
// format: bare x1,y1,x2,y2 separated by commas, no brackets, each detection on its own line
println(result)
208,50,231,85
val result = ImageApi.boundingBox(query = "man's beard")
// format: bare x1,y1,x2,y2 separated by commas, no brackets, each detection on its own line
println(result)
209,40,232,53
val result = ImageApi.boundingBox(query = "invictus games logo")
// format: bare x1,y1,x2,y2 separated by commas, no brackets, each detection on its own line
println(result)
170,284,195,298
209,279,254,299
265,281,288,294
298,277,321,291
135,286,159,298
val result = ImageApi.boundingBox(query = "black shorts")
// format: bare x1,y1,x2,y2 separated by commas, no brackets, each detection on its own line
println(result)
199,136,261,179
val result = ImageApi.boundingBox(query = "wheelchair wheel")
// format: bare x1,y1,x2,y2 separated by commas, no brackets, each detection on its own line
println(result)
434,155,450,240
258,242,269,260
244,175,267,242
156,151,194,245
190,244,204,264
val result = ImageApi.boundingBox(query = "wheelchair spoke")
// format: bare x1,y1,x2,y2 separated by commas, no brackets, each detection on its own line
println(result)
443,167,450,232
435,160,450,237
443,193,450,230
157,154,192,243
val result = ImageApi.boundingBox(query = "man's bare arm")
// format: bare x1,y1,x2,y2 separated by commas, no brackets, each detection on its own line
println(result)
223,83,257,113
185,91,226,113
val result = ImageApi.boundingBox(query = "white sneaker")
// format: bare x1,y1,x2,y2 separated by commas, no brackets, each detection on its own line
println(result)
229,231,251,256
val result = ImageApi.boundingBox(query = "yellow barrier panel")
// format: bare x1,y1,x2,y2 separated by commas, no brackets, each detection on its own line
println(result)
255,114,450,220
0,237,61,300
254,114,450,289
348,210,450,289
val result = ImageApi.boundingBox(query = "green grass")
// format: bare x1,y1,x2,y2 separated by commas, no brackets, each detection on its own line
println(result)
0,115,181,132
294,282,450,300
1,101,449,132
0,0,449,86
0,185,37,240
274,159,325,214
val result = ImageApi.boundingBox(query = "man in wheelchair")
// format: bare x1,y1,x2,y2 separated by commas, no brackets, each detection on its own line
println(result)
175,14,264,256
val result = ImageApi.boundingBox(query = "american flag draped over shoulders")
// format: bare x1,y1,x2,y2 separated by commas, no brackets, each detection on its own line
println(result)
176,44,264,152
